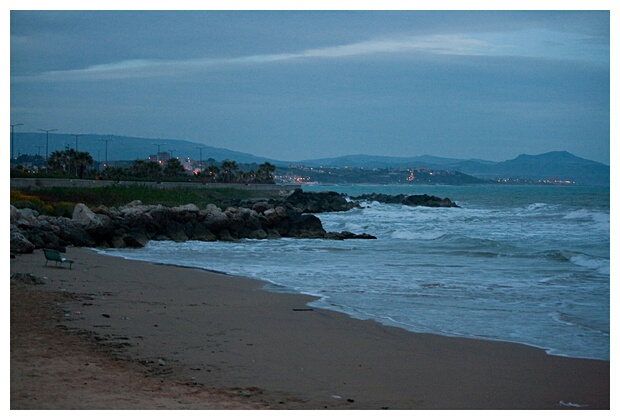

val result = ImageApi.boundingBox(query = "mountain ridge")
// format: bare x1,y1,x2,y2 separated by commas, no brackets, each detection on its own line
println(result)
11,132,609,186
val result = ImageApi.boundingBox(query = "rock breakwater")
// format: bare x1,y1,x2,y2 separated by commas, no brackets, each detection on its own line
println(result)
351,193,459,208
10,190,375,255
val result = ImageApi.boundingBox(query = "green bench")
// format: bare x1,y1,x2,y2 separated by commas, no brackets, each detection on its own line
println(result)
43,248,74,269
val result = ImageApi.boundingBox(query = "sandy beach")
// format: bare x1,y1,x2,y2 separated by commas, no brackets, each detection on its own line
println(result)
10,247,610,410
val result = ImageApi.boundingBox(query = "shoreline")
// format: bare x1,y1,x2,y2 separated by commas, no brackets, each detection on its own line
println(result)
97,246,609,363
10,247,610,409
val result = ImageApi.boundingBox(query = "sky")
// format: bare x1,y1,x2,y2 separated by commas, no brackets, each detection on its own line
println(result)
8,3,613,164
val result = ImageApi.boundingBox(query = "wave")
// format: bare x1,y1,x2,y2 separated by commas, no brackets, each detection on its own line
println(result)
563,209,610,232
535,250,609,275
551,311,610,336
570,254,610,276
526,202,549,211
391,230,446,240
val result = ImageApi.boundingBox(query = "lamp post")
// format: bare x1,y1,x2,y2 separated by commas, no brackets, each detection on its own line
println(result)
10,123,23,161
152,143,165,163
38,128,58,171
99,138,112,168
197,146,206,171
71,134,83,152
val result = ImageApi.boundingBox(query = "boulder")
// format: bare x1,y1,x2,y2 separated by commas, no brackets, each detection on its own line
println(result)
285,189,358,213
252,201,272,213
11,272,46,285
352,193,459,208
53,219,96,247
73,203,102,226
163,220,189,242
217,229,235,241
191,223,217,241
123,228,150,248
202,205,229,232
248,229,268,240
10,206,40,228
10,228,35,254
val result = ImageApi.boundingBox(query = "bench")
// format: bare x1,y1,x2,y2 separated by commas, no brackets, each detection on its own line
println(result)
43,248,74,269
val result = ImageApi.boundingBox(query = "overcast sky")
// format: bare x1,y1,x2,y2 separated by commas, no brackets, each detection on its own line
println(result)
9,5,611,164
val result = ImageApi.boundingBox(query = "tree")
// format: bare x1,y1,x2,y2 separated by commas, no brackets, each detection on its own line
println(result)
257,162,276,183
163,157,186,178
46,148,93,178
129,159,161,179
46,150,69,173
206,165,220,183
71,150,94,179
219,160,239,183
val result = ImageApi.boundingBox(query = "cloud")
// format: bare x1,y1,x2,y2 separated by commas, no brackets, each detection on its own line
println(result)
13,27,606,83
13,33,494,82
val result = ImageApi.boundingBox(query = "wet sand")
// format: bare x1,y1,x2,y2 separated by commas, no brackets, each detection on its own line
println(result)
10,247,610,409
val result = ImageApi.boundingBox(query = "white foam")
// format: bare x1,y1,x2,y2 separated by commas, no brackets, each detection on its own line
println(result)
570,254,610,275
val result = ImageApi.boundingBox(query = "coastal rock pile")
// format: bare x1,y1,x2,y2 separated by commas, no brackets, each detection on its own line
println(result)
351,193,459,208
228,189,360,213
9,190,375,255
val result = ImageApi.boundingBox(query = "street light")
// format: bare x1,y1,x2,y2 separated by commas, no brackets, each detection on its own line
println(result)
152,143,166,162
10,123,23,161
197,146,206,171
71,134,83,152
99,138,112,168
38,128,58,171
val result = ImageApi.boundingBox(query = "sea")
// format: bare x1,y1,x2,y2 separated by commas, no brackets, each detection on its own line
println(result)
98,184,610,361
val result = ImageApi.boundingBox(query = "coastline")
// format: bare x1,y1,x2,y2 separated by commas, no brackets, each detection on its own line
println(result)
10,247,610,409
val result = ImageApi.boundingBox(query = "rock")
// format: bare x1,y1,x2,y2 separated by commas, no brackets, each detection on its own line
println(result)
10,206,40,228
352,193,459,208
8,189,382,250
326,231,377,240
10,229,35,254
11,272,46,285
217,229,235,241
123,200,143,208
55,220,96,247
123,228,150,248
203,205,229,232
191,223,217,241
288,214,326,238
72,205,115,245
72,203,102,226
252,201,272,213
248,229,268,240
173,203,200,213
164,220,189,242
108,235,127,248
285,189,359,213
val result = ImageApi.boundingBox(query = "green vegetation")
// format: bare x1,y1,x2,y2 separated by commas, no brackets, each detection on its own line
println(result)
10,190,77,217
12,147,277,185
10,185,283,216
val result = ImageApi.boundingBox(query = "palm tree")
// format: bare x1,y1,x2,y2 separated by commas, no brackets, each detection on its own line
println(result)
206,165,220,183
46,150,68,173
257,162,276,183
163,158,186,178
219,160,239,183
74,151,94,179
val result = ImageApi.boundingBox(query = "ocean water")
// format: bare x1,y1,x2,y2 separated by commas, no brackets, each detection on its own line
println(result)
99,185,610,360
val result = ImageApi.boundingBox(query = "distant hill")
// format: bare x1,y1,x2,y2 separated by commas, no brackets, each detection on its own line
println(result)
11,132,609,186
447,151,609,186
11,132,285,166
299,151,609,186
297,154,472,169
